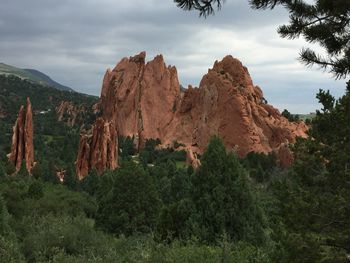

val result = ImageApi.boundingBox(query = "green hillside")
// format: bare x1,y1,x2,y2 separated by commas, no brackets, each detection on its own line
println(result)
0,74,97,125
0,63,74,91
0,74,98,185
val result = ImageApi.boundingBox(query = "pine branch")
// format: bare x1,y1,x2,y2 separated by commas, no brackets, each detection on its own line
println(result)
174,0,224,17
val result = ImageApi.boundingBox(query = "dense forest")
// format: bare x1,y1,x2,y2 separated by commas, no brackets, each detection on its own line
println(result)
1,77,349,261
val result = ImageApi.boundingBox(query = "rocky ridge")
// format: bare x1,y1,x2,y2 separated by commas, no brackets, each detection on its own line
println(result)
56,101,87,127
76,52,308,178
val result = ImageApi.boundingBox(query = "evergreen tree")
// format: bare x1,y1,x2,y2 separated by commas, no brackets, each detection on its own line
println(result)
272,82,350,261
27,180,44,200
81,169,100,196
96,162,161,235
189,137,266,244
174,0,224,17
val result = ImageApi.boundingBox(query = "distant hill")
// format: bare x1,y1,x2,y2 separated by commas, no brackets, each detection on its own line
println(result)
23,68,74,92
0,63,74,92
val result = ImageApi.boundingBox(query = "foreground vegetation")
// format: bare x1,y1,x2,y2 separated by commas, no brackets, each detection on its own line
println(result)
1,80,350,261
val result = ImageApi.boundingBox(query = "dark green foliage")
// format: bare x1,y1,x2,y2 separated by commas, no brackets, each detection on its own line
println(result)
189,137,267,244
316,89,335,113
118,135,137,159
139,138,161,165
0,163,5,178
250,0,350,79
282,109,300,122
0,194,24,262
26,180,44,199
174,0,224,17
0,134,277,261
63,167,80,191
96,162,161,235
241,151,277,182
0,235,24,263
80,169,100,196
139,138,186,166
150,161,193,240
21,214,117,263
17,162,29,178
0,194,10,235
270,82,350,261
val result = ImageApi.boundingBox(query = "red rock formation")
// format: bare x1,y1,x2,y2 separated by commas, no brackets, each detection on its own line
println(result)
56,101,87,127
7,98,35,174
75,117,118,180
162,55,308,161
78,52,308,173
186,148,201,169
277,144,294,167
56,169,66,183
99,52,181,149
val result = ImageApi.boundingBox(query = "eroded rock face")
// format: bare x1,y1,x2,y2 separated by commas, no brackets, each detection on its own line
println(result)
75,117,118,180
186,148,201,169
99,52,181,148
163,55,308,161
7,98,35,174
78,52,308,174
56,101,87,127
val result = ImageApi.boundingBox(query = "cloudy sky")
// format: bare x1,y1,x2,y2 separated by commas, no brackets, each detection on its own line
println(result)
0,0,346,113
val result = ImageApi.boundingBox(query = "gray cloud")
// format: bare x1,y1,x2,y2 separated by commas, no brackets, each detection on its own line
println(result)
0,0,346,113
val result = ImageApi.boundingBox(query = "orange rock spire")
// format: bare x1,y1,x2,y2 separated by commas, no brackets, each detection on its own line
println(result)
8,98,35,174
75,118,118,180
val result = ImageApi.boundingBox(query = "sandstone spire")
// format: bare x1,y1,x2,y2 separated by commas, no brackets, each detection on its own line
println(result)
8,98,35,174
76,117,118,180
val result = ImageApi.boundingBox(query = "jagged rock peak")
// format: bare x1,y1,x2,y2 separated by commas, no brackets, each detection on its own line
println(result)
130,51,146,64
99,51,181,142
75,117,118,180
78,52,308,173
7,98,35,174
211,55,254,88
56,101,87,127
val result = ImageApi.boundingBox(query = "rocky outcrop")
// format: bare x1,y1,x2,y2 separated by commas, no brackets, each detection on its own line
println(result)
186,148,201,169
78,52,307,174
56,169,66,183
277,144,294,168
75,117,118,180
56,101,86,127
162,55,308,160
99,52,181,149
7,98,35,174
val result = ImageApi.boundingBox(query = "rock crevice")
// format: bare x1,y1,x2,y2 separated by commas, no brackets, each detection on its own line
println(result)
75,117,118,180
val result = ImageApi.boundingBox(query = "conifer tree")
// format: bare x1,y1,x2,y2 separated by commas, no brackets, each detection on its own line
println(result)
190,137,266,244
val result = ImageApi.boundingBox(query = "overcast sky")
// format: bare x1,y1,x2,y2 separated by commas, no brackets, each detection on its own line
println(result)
0,0,346,113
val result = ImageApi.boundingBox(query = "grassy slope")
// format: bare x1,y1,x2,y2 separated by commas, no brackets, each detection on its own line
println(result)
0,63,74,91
